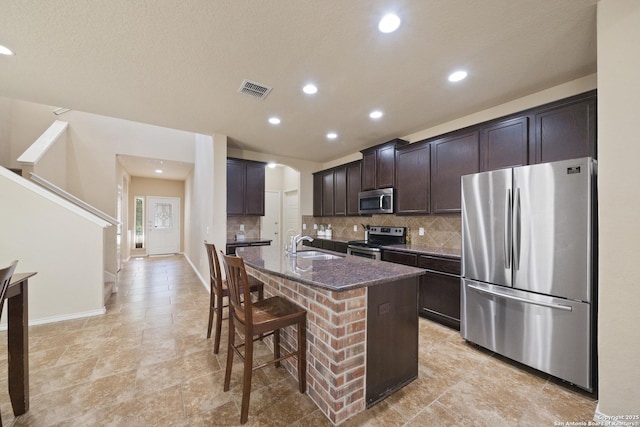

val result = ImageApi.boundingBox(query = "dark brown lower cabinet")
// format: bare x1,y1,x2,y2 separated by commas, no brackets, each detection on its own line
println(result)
366,277,418,407
417,255,461,330
302,238,348,254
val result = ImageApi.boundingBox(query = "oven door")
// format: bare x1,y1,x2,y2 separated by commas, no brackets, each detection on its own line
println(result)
347,245,381,260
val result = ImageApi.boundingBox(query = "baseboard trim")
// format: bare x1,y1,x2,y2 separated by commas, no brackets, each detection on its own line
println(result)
183,253,209,293
0,307,107,331
104,270,116,283
593,402,613,425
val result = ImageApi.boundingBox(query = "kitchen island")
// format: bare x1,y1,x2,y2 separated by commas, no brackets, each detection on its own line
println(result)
234,244,425,425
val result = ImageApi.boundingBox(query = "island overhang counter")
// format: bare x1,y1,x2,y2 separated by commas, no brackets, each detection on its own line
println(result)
233,244,425,425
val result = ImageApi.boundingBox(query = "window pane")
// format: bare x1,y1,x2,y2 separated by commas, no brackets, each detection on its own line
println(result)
153,202,173,229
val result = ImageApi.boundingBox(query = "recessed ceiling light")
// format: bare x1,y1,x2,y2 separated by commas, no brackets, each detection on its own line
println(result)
155,169,163,174
448,70,468,82
326,132,338,140
267,162,277,168
0,45,15,56
378,14,401,33
369,110,383,119
303,84,318,95
268,117,281,125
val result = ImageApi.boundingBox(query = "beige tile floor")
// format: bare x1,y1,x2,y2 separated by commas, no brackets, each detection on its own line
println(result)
0,255,598,426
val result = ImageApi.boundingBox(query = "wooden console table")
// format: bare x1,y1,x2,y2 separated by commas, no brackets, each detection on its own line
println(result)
6,272,35,417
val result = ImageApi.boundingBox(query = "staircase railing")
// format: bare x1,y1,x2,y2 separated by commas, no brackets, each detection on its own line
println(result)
30,172,119,226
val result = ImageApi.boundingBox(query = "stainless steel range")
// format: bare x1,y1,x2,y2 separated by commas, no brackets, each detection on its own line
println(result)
347,226,406,260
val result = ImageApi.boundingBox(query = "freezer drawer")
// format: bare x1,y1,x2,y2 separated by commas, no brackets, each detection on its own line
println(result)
461,279,593,391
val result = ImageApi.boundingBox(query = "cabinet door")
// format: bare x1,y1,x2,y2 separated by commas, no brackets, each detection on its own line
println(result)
226,159,245,216
376,144,396,189
396,142,430,215
480,117,529,171
334,166,347,216
245,161,265,215
361,150,377,191
382,250,417,266
322,170,335,216
419,272,460,330
431,131,479,213
346,161,361,216
535,96,596,163
313,173,323,217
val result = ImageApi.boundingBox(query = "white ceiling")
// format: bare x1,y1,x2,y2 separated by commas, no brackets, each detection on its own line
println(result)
117,155,193,181
0,0,597,165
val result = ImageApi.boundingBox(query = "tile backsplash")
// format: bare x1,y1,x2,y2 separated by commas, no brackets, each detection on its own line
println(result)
227,216,261,241
302,214,461,250
228,214,461,250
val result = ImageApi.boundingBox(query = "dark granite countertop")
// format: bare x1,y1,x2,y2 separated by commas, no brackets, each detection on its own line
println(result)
381,244,461,259
226,238,272,246
233,244,425,292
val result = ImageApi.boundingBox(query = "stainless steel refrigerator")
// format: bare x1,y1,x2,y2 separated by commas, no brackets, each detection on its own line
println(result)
461,157,597,392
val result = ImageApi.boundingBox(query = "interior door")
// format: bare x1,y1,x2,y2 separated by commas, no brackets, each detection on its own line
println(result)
261,190,281,248
147,196,180,255
283,189,300,243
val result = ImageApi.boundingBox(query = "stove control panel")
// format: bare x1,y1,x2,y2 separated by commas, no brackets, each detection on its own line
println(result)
368,226,406,237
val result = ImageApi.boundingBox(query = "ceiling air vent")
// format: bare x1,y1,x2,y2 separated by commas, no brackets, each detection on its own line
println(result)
238,79,272,100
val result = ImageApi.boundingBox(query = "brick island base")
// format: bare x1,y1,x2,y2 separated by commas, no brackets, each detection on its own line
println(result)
247,266,419,425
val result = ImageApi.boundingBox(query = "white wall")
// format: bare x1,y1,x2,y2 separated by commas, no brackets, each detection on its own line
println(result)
0,97,12,166
0,169,107,323
596,0,640,416
183,133,228,287
4,98,196,275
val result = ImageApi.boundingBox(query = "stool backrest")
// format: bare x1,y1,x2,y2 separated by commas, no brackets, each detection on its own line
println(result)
220,252,253,324
0,260,18,316
204,241,223,293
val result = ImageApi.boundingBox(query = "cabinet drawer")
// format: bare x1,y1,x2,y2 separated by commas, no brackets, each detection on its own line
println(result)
382,250,418,267
417,255,460,275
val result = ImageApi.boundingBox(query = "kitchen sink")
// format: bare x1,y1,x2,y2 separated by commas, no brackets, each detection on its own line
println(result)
296,250,342,260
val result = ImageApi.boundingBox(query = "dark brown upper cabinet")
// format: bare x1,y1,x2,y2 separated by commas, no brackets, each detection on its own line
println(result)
346,161,361,216
395,141,431,215
313,161,361,217
535,92,597,163
333,166,347,216
227,158,266,216
322,169,335,216
430,131,480,214
361,139,408,191
480,116,529,171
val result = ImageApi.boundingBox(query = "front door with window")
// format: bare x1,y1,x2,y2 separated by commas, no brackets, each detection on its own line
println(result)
147,196,180,255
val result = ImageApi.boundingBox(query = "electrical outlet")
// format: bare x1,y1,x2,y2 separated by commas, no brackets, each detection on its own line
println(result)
353,225,358,232
303,224,307,230
419,227,425,236
240,224,245,231
313,224,318,230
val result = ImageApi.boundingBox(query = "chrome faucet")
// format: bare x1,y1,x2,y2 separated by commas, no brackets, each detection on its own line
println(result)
289,234,314,255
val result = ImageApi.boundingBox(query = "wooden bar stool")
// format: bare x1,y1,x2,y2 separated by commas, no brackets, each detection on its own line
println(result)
220,252,307,425
204,241,264,354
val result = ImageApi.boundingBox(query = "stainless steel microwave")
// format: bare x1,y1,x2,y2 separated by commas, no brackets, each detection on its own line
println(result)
358,188,394,215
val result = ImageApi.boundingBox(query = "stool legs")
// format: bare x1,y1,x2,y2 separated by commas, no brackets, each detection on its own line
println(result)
240,329,254,424
298,316,307,393
207,290,224,354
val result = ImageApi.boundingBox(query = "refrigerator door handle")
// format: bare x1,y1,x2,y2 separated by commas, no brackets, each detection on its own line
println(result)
514,187,521,270
504,188,512,269
467,284,573,311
